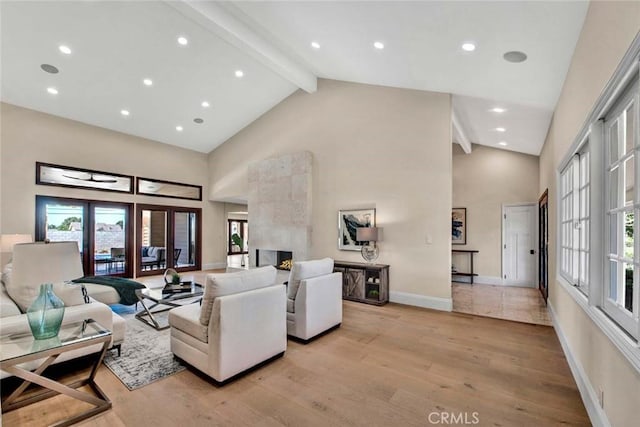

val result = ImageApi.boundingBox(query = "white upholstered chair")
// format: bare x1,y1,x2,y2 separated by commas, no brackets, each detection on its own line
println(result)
168,266,287,383
286,258,343,341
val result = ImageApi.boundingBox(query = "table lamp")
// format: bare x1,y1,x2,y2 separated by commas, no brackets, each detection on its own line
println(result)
356,227,379,263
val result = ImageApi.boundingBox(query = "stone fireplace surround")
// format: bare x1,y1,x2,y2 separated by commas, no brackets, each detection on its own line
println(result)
248,151,313,268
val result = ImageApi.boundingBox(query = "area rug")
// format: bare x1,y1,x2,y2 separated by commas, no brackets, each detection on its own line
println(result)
103,312,185,390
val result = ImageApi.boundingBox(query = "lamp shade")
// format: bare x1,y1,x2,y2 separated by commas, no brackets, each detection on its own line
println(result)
1,234,33,253
356,227,378,242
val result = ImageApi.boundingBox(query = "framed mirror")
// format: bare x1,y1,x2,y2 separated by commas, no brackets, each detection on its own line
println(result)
36,162,133,194
136,177,202,201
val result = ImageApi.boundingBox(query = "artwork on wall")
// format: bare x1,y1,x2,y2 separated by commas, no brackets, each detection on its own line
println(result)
137,177,202,201
36,162,134,194
338,209,376,251
452,208,467,245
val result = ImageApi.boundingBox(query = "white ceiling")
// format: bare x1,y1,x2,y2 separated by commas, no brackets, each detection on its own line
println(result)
0,1,589,155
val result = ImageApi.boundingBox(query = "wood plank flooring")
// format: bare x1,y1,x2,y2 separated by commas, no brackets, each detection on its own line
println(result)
2,301,588,426
452,283,552,326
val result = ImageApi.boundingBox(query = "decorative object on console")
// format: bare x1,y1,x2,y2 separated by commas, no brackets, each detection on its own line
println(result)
452,207,467,245
338,209,375,251
356,227,379,262
36,162,134,194
26,283,65,340
136,177,202,201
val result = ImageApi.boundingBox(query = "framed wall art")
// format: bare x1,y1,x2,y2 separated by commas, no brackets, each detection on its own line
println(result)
36,162,134,194
338,208,375,251
452,208,467,245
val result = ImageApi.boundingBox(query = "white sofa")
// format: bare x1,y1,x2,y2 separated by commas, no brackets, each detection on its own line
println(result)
286,258,343,341
168,266,286,383
0,242,125,379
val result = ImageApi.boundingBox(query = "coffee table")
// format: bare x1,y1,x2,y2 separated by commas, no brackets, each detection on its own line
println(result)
135,282,203,330
0,319,112,427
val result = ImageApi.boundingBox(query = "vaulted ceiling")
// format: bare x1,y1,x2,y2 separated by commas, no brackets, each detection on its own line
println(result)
1,1,588,155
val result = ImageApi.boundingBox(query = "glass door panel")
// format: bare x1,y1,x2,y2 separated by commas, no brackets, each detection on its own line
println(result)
42,202,85,254
93,206,128,276
140,209,168,273
174,212,196,268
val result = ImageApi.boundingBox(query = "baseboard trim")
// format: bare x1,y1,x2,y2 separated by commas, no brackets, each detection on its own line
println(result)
389,291,452,312
203,262,227,270
548,302,611,427
474,275,503,286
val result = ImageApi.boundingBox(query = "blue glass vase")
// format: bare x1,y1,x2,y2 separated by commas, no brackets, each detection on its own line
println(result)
27,283,65,340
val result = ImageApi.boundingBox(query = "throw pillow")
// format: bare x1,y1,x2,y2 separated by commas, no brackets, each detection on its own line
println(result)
7,281,86,312
199,266,277,326
287,258,334,300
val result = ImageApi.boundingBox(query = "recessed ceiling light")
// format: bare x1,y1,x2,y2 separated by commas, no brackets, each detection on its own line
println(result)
490,107,506,113
495,127,506,132
373,41,385,50
194,118,204,124
41,64,59,74
177,36,188,46
143,78,153,86
120,109,130,116
176,126,183,132
503,51,528,63
58,45,71,55
47,87,58,95
311,41,320,49
498,141,508,146
461,42,476,52
235,70,244,78
201,101,210,108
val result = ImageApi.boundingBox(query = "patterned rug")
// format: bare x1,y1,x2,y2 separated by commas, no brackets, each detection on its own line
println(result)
103,311,185,390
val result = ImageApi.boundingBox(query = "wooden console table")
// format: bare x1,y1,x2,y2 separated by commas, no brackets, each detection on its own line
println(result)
452,250,479,284
334,261,389,306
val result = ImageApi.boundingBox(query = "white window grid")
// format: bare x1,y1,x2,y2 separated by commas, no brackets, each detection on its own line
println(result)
604,83,639,338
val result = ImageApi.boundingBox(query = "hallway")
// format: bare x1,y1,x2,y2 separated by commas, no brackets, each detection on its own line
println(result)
452,283,551,326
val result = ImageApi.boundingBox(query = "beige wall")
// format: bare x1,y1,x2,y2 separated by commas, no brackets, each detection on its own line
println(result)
453,144,539,279
209,79,453,303
0,103,227,271
539,2,640,426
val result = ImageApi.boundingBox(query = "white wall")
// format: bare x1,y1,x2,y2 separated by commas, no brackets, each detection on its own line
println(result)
208,79,453,307
0,103,228,271
539,2,640,426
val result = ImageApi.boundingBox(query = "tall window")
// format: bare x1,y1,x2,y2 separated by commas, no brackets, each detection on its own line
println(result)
559,147,590,295
604,78,639,337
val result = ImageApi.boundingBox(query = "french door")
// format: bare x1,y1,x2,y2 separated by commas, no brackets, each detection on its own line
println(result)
136,204,201,277
35,195,134,277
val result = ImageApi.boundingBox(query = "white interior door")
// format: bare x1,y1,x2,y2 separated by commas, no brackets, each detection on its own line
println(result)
503,204,537,287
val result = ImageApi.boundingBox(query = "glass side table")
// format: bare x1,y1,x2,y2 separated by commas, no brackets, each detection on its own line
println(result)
0,319,112,427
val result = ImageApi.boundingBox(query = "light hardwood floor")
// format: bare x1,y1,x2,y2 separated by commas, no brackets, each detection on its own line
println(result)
2,300,588,426
452,283,552,326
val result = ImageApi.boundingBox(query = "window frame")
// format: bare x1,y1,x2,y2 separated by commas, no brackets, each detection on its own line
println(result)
603,81,640,335
555,42,640,373
559,145,590,296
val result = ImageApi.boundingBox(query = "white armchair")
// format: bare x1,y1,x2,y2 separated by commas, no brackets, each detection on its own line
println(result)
286,258,343,341
168,266,286,383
